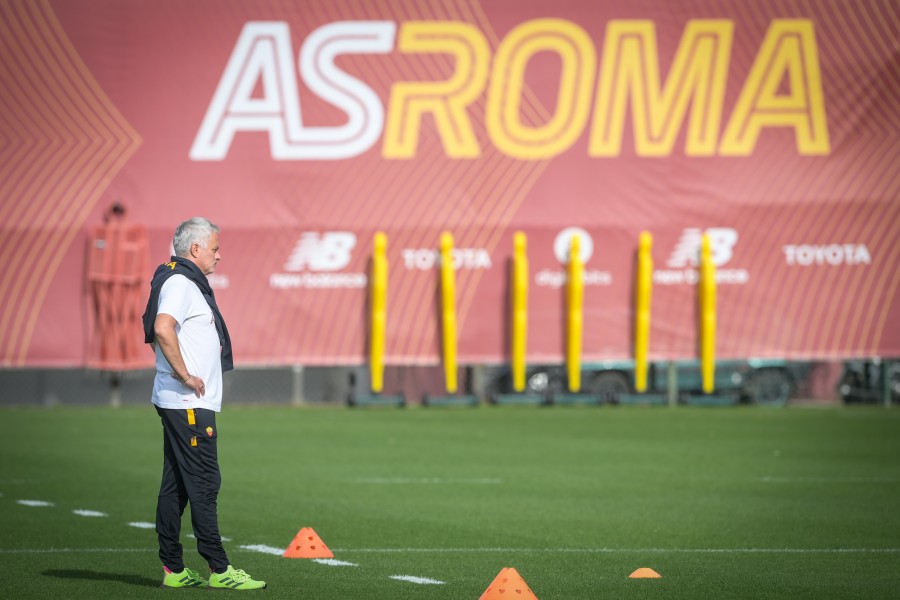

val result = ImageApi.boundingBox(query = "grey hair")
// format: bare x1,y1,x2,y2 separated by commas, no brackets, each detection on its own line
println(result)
173,217,220,257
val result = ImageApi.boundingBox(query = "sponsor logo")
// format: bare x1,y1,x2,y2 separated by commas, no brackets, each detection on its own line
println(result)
536,228,612,288
402,248,492,270
666,227,736,267
270,232,367,289
284,232,356,271
655,227,749,285
208,273,229,289
535,269,613,289
783,243,871,266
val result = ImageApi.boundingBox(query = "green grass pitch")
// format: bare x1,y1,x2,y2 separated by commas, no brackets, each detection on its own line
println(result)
1,405,899,599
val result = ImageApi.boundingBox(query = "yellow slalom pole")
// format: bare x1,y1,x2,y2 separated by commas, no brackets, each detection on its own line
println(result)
634,231,653,393
440,232,458,394
369,232,388,393
699,232,717,393
511,232,529,392
566,234,583,393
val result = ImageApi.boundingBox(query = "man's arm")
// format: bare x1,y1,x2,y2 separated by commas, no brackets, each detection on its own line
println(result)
154,313,205,397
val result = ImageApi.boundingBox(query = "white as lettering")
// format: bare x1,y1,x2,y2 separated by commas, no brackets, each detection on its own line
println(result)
190,21,395,160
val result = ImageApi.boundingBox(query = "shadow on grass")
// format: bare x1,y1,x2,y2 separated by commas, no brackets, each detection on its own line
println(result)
44,569,160,588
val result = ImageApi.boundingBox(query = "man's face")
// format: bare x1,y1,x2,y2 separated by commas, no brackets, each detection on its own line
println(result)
192,232,221,275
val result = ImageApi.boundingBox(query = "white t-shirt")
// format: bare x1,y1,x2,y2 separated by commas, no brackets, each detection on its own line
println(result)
151,274,223,412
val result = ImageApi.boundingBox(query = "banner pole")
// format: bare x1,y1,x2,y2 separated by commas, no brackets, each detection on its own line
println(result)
440,232,458,394
370,232,388,394
699,233,717,394
634,231,653,393
511,232,528,393
566,234,583,393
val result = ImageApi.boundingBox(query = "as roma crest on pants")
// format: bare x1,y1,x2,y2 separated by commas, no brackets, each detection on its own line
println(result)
206,427,214,437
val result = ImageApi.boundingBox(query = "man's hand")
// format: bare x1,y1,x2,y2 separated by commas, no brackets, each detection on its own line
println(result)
172,373,206,397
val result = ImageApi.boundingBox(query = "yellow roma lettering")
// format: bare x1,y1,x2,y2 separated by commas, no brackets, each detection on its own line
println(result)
375,17,828,160
719,20,829,155
589,20,733,157
486,19,596,160
383,21,489,159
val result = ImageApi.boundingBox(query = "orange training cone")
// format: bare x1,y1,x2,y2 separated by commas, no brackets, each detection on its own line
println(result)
629,567,662,578
479,567,539,600
282,527,334,559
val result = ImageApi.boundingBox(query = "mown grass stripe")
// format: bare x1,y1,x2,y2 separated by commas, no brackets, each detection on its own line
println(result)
758,477,899,483
335,547,900,554
0,548,155,553
350,477,503,484
7,546,898,556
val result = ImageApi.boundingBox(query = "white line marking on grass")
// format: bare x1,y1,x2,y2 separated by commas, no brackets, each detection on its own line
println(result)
17,500,54,507
189,534,231,542
239,544,285,556
389,575,445,585
351,477,502,484
239,545,359,566
759,477,898,484
313,558,359,567
73,509,107,517
127,521,155,529
336,547,900,554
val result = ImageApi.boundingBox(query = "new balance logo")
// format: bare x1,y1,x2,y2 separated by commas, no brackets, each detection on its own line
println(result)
272,231,366,289
656,226,748,286
284,232,356,272
667,227,738,268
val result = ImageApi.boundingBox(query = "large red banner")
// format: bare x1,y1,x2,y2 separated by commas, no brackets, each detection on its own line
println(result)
0,0,897,367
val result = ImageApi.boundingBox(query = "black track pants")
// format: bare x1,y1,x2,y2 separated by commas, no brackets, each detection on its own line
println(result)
155,406,229,572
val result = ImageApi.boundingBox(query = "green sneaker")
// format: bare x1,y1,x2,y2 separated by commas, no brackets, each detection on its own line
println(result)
161,567,208,588
208,565,267,590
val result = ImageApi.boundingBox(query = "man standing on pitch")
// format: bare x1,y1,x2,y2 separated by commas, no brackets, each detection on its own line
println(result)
142,217,265,590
